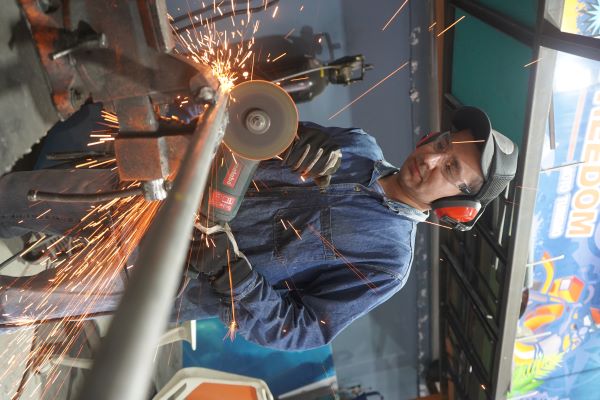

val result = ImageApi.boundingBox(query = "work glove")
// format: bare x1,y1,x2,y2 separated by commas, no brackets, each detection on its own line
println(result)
187,230,252,294
283,124,342,187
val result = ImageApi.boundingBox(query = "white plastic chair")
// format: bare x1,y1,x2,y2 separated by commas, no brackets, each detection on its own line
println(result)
153,367,274,400
158,320,196,351
48,320,197,370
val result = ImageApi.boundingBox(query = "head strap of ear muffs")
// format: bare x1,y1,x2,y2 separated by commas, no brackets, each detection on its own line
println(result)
431,197,482,231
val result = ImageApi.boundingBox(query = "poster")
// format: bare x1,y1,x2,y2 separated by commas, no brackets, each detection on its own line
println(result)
509,52,600,399
561,0,600,37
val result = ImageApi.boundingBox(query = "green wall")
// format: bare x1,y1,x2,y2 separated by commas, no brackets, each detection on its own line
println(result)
474,0,539,28
451,9,533,145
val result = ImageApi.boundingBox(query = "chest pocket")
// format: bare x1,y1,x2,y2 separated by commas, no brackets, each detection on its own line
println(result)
273,206,336,264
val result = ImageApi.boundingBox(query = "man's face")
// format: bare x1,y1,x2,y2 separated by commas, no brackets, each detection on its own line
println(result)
395,129,485,210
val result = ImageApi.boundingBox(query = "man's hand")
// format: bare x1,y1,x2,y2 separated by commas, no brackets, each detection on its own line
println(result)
283,125,342,187
188,230,252,294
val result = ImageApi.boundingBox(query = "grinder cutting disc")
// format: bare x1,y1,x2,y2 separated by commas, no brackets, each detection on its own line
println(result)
225,80,298,160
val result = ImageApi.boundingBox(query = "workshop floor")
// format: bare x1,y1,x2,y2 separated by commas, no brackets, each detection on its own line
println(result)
0,238,59,400
0,240,182,400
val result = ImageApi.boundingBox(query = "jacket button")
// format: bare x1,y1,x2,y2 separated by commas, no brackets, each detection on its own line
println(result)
354,186,361,192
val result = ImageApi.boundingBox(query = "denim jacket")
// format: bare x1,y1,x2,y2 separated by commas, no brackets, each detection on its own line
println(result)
0,121,426,345
178,123,427,350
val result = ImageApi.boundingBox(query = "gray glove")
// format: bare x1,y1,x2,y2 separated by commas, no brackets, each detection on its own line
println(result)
283,125,342,187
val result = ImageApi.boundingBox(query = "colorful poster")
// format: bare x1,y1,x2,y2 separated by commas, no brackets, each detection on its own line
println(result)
561,0,600,37
509,52,600,399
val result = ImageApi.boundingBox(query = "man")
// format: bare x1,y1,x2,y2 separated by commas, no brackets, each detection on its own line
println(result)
0,106,518,350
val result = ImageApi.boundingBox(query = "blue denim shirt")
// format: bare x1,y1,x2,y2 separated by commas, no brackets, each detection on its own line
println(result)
178,123,427,350
0,121,426,346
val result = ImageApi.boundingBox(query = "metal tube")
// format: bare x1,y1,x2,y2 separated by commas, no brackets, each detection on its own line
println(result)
27,188,143,203
76,88,229,400
271,66,339,83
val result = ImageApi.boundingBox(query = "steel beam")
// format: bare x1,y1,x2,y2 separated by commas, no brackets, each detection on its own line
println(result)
76,88,229,400
540,20,600,62
491,47,556,400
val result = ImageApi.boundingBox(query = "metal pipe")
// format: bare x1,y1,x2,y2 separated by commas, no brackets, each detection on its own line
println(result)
27,188,143,203
76,88,229,400
271,66,339,83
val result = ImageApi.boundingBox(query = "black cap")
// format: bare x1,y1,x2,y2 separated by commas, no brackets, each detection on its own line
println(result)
452,106,519,208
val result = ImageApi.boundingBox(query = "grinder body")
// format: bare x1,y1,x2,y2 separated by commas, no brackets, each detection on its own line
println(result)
200,148,259,223
199,80,298,224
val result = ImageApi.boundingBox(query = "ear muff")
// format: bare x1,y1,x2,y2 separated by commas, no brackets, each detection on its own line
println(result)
416,131,443,147
431,198,481,223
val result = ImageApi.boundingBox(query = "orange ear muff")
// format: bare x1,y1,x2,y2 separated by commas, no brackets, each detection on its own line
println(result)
432,199,481,223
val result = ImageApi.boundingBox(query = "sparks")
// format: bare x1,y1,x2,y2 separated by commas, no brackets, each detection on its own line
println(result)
526,254,565,267
286,220,302,240
36,209,51,219
524,58,542,68
308,225,378,291
284,28,295,39
541,160,585,172
271,52,286,62
436,15,466,38
421,220,453,230
18,234,47,258
225,249,237,341
382,0,409,31
76,159,100,168
516,185,538,191
329,61,408,120
0,195,161,395
452,140,485,144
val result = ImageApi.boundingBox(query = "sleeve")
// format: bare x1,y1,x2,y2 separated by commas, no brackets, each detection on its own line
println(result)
298,121,384,161
299,121,366,141
216,263,403,350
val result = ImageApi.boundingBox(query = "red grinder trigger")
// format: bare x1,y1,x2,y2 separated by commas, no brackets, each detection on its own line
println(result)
200,81,298,224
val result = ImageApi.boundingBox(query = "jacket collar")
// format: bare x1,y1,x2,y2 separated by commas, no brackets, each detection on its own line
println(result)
369,160,429,222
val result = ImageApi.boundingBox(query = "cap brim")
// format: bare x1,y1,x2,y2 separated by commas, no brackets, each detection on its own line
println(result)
452,106,493,179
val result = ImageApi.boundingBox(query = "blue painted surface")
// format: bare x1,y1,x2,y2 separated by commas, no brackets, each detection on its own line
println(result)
182,318,335,396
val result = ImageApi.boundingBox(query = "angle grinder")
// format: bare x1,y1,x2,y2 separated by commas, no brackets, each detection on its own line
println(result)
200,80,298,224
